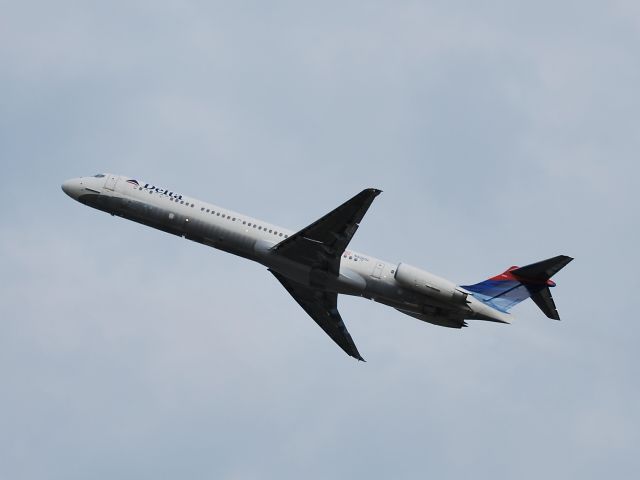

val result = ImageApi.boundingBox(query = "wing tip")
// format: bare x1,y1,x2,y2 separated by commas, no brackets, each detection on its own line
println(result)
348,347,366,362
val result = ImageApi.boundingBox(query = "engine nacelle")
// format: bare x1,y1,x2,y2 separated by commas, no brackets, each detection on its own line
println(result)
394,263,468,305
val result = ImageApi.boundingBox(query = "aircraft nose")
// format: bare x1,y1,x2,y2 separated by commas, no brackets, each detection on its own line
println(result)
61,178,81,199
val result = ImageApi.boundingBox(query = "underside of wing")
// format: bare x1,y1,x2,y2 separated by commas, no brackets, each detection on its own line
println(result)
271,188,381,275
270,270,364,361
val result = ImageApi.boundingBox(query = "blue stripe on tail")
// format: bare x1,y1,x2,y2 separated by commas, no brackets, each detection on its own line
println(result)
461,278,543,313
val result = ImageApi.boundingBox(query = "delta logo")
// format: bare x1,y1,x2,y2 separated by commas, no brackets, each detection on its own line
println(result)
128,179,183,200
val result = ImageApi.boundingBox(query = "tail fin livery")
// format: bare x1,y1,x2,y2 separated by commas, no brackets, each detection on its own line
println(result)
461,255,573,320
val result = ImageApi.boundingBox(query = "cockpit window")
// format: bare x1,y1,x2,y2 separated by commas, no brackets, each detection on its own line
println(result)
93,174,105,178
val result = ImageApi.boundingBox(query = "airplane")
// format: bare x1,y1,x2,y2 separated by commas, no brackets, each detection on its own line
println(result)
62,173,573,361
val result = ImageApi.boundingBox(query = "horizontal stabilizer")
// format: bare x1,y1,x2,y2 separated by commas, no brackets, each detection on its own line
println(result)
511,255,573,283
530,287,561,320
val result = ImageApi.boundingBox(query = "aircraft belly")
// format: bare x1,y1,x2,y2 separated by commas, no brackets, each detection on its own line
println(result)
361,277,471,319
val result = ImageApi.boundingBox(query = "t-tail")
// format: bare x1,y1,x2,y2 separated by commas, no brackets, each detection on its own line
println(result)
461,255,573,320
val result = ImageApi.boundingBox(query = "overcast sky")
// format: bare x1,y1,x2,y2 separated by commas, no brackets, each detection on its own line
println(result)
1,1,639,479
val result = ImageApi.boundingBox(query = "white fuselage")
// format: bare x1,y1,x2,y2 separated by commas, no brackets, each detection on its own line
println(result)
62,173,509,327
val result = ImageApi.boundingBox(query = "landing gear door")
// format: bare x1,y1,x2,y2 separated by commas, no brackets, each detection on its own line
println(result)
104,175,118,191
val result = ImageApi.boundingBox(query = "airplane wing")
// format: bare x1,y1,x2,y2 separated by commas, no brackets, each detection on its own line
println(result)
271,188,381,276
270,270,365,361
